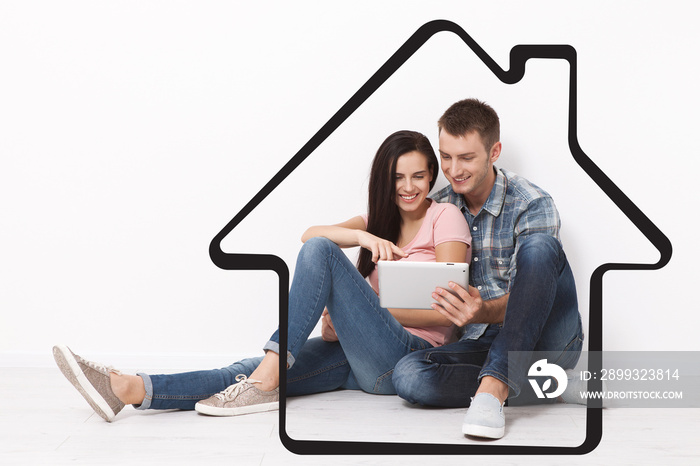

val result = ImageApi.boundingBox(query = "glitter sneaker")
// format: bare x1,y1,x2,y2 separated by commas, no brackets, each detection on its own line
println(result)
53,345,125,422
195,374,279,416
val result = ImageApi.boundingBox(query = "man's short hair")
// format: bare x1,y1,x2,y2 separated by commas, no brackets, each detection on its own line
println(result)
438,98,500,153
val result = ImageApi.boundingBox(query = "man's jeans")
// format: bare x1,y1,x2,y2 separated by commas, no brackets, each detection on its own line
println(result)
138,237,432,410
392,234,584,407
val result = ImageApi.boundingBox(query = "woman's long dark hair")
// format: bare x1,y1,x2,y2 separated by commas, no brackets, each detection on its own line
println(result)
356,130,439,278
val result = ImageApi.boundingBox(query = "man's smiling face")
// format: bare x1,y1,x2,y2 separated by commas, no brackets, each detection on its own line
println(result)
438,130,501,204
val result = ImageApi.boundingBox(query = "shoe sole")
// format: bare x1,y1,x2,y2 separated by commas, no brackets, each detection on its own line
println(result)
194,400,279,417
462,422,505,439
53,345,117,422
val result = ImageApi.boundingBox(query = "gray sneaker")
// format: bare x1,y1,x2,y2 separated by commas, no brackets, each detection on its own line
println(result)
53,345,125,422
462,392,505,439
195,374,279,416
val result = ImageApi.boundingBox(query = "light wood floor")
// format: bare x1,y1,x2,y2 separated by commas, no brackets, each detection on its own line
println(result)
1,367,698,465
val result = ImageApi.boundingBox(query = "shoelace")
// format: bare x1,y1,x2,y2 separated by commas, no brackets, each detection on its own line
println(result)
80,355,122,376
214,374,262,401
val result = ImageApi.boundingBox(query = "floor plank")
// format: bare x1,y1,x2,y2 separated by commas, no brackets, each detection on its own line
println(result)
2,368,698,465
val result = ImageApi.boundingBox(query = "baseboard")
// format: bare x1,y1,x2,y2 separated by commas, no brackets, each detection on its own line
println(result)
0,350,250,373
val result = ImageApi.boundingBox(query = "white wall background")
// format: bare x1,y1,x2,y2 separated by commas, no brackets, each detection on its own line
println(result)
1,1,697,371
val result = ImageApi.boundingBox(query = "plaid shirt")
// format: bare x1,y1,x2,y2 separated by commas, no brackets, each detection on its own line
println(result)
432,167,561,339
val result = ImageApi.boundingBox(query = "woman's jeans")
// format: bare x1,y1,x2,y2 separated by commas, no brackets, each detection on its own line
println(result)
137,237,432,410
392,234,584,407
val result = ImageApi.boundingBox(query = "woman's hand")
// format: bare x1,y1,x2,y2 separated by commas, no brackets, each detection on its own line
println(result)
321,308,338,342
356,231,407,263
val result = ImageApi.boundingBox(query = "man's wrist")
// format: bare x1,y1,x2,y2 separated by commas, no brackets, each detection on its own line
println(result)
481,293,508,324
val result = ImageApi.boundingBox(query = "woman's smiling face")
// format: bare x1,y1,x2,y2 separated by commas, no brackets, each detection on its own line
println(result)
394,151,432,213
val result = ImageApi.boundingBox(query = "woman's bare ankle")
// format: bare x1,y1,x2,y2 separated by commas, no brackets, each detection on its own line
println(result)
110,373,146,405
249,352,280,391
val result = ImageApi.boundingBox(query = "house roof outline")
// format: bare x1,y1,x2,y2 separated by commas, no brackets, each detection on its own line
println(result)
208,20,672,456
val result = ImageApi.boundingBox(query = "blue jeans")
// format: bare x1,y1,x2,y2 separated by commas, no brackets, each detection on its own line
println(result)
392,234,584,407
137,338,355,410
138,237,432,410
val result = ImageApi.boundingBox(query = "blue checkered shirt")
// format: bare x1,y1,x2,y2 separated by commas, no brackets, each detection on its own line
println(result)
432,167,561,339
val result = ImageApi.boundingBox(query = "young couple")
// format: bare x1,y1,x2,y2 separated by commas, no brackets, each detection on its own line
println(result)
55,98,583,439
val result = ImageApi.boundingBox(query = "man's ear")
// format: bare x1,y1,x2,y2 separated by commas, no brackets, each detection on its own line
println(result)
490,141,502,163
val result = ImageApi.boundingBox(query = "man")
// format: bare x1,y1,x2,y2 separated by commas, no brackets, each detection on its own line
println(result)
391,98,584,439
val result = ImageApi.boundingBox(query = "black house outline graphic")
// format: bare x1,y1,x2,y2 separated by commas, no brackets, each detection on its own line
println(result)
208,20,672,455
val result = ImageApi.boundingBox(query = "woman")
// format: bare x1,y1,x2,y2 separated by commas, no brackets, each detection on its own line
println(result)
54,130,471,421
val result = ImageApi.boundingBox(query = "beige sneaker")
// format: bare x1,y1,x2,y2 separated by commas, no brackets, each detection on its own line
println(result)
195,374,279,416
53,345,125,422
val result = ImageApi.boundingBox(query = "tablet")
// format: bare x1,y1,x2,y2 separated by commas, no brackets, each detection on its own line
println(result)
377,261,469,310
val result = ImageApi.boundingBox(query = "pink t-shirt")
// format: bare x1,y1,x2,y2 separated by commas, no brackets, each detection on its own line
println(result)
361,200,472,347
